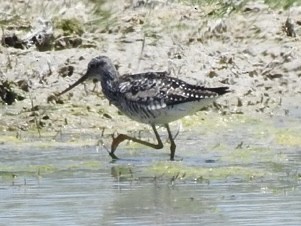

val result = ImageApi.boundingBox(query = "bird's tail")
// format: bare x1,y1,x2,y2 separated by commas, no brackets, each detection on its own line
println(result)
205,86,230,96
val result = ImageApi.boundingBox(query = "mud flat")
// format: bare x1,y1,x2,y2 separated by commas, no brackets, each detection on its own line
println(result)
0,0,300,166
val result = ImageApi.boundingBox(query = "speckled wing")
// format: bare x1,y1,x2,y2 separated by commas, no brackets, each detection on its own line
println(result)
118,72,229,109
118,72,167,108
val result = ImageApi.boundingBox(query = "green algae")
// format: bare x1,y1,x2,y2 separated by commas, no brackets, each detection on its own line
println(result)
68,160,103,171
0,135,23,144
0,160,103,182
276,130,301,146
0,164,57,181
221,146,288,165
149,161,266,181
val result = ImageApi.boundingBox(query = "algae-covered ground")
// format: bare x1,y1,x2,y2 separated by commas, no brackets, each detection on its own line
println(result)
0,1,300,224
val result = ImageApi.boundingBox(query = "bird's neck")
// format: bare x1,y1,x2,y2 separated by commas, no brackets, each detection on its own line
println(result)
102,66,119,82
99,66,120,103
101,76,119,103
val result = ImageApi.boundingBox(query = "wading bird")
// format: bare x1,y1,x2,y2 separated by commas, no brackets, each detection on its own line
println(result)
57,56,229,160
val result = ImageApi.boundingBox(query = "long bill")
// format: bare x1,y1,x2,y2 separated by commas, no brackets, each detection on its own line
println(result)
56,73,89,96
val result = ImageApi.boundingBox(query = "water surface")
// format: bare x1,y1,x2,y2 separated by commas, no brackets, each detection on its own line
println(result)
0,113,300,226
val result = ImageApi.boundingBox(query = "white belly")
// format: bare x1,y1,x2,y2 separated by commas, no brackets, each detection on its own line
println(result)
120,98,217,125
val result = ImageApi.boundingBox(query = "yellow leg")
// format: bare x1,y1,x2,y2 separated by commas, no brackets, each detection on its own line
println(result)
110,125,164,159
165,124,176,161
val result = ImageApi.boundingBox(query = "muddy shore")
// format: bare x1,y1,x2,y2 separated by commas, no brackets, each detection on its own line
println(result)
0,0,300,144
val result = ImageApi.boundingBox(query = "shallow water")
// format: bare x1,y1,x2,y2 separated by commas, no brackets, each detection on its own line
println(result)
0,113,300,226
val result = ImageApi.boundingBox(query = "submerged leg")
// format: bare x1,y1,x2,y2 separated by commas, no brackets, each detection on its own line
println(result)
110,125,163,159
165,124,176,161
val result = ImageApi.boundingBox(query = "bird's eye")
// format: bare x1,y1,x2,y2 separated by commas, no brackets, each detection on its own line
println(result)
88,62,98,70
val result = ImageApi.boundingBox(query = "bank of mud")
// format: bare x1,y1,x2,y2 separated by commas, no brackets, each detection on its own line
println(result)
0,0,300,145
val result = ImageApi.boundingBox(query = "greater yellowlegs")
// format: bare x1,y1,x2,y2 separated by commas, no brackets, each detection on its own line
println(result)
57,56,229,160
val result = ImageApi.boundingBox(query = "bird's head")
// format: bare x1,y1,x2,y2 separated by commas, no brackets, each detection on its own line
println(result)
86,56,118,82
57,56,118,96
